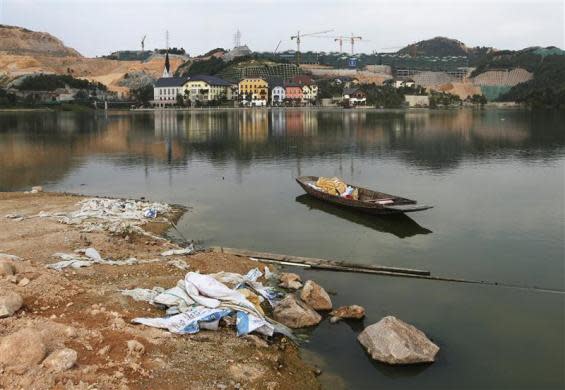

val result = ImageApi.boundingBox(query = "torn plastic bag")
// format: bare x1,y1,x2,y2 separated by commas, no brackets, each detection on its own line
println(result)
210,267,263,286
153,285,195,312
236,311,274,337
132,307,231,334
85,247,102,261
161,244,194,257
143,208,157,218
47,259,93,270
183,272,256,312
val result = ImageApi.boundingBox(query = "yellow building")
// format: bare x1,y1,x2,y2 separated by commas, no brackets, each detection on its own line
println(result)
238,78,269,104
182,75,235,103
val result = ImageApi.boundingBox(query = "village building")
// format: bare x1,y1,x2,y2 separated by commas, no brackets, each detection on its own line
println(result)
238,78,268,106
183,75,236,104
284,83,303,103
394,79,415,88
404,95,430,107
269,79,285,105
290,75,318,103
343,87,367,105
301,84,318,103
153,53,186,108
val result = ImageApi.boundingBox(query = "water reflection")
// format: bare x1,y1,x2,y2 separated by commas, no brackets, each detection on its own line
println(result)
0,109,563,191
295,194,432,238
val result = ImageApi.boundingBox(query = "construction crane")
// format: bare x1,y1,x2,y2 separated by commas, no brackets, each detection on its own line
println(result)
333,34,363,55
290,30,333,65
141,35,146,52
274,40,282,54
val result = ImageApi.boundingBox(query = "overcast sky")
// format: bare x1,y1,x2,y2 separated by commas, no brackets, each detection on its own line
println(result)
1,0,563,57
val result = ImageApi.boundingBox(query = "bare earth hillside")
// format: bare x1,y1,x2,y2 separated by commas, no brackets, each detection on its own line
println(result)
0,25,184,94
0,24,81,57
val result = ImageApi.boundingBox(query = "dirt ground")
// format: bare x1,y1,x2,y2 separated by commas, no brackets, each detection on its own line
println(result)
0,192,320,389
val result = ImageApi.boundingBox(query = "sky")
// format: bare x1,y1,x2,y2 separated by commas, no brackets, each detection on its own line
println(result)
0,0,564,57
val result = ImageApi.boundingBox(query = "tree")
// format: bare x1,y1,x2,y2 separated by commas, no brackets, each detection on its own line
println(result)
131,84,153,106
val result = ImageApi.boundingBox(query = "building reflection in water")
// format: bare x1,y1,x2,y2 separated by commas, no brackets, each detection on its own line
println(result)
1,109,560,191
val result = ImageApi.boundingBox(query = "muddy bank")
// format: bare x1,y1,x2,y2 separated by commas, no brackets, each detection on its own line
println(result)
0,192,320,389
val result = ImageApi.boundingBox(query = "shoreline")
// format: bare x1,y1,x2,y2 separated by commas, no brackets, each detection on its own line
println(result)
0,191,320,389
0,103,529,113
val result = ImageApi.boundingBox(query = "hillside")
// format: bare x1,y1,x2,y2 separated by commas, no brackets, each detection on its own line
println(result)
397,36,493,64
0,24,81,57
500,55,565,107
175,55,301,81
398,37,471,57
0,25,184,93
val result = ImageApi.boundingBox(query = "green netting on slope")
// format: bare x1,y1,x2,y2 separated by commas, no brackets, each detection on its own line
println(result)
480,85,512,101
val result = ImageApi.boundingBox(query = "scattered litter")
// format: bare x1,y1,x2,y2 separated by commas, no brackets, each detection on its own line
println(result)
168,259,190,271
47,248,166,270
129,270,292,338
143,208,157,218
5,214,24,221
161,244,194,257
36,198,172,237
85,248,102,262
133,307,232,334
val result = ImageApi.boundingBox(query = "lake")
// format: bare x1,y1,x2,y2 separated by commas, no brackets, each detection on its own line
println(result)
1,108,563,389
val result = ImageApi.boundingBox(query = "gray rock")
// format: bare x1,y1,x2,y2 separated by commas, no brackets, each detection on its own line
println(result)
0,291,23,317
0,328,47,373
358,316,439,365
0,253,22,262
0,261,15,277
279,272,303,290
300,280,332,310
273,294,321,328
42,348,77,372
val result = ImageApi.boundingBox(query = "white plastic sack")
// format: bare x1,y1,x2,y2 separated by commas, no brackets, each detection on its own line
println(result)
132,307,231,334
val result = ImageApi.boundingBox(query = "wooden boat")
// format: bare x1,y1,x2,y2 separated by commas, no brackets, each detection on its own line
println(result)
296,176,433,215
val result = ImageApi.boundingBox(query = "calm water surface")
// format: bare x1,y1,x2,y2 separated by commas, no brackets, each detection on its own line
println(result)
1,108,564,389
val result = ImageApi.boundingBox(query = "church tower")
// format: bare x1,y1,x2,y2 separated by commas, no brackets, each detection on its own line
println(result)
162,52,171,78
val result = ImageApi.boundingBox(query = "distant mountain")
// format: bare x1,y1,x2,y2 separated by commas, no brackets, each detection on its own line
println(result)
0,24,81,57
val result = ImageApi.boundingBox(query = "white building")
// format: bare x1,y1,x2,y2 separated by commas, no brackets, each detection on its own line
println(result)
394,79,415,88
182,75,236,103
404,95,430,107
301,84,318,103
271,84,285,105
153,78,186,108
152,52,187,108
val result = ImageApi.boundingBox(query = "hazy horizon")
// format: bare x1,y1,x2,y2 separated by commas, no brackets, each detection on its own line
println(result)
0,0,563,57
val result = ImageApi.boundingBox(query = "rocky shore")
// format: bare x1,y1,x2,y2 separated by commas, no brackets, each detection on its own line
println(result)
0,192,320,389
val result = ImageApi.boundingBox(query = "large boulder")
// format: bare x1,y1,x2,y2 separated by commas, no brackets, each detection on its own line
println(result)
300,280,332,310
330,305,365,320
0,291,23,317
42,348,77,372
279,273,303,290
357,316,439,365
273,294,321,328
0,328,47,373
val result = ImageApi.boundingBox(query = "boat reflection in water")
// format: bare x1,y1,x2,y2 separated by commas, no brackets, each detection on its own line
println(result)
295,194,432,238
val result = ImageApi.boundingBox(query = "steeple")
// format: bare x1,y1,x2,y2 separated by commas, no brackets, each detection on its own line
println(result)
162,51,171,78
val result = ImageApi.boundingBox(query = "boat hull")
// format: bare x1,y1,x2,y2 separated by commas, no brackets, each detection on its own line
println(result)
296,176,432,215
